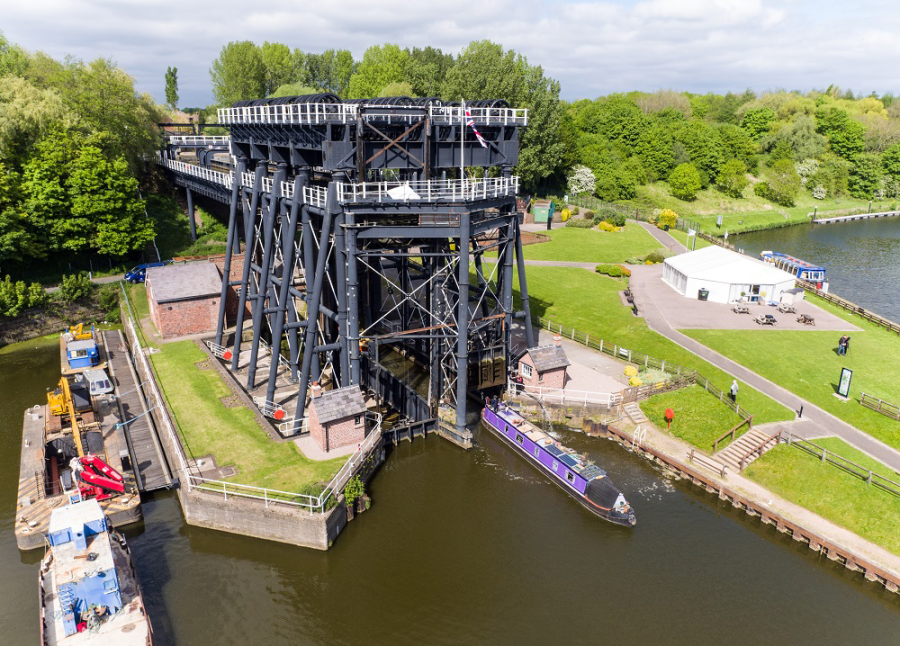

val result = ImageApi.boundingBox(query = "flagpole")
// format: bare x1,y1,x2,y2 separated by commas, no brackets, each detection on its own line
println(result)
460,100,465,184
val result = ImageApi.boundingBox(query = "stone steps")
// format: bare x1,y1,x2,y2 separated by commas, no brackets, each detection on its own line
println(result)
623,402,648,424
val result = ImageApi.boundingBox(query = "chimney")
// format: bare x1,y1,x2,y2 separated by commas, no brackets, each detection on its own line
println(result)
311,381,322,399
553,334,562,346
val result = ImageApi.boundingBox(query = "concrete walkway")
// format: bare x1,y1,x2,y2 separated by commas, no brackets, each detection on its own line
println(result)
637,221,687,253
628,263,900,473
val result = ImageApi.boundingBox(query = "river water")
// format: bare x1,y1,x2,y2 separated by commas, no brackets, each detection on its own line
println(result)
734,217,900,321
2,341,899,645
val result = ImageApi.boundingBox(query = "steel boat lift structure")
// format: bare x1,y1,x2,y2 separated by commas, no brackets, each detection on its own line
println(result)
158,94,535,445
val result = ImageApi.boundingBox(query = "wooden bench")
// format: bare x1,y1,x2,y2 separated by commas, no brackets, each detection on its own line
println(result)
732,304,750,314
755,314,777,326
777,304,796,314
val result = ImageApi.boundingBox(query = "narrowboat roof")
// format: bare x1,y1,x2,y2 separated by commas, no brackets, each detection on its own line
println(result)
67,339,97,352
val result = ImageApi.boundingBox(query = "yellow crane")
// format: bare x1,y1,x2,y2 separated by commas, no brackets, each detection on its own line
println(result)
46,377,86,457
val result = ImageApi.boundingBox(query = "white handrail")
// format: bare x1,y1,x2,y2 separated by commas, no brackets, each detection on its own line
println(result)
167,135,230,147
509,379,620,406
336,176,519,203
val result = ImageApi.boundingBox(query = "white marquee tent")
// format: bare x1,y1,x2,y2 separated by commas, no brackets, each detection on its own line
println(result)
662,245,797,304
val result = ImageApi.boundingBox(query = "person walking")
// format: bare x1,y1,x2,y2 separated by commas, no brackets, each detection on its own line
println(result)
730,380,739,403
837,335,848,355
844,335,851,356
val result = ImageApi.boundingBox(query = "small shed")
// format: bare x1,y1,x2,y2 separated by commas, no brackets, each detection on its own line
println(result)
146,263,222,338
780,287,806,305
662,245,797,304
308,385,368,453
519,344,570,389
66,339,100,370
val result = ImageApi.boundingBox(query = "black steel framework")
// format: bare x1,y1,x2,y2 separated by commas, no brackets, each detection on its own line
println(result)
159,96,535,444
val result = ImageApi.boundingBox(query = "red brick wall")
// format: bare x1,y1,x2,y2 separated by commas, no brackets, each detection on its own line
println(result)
308,401,366,452
154,296,219,338
209,255,248,323
518,355,567,389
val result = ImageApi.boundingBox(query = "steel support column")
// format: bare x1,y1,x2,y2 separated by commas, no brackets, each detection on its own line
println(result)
514,216,535,349
215,157,246,345
455,214,471,436
186,187,197,241
230,165,266,371
346,213,361,385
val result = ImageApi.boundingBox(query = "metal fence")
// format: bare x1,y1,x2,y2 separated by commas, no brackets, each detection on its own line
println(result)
508,380,620,407
535,317,753,419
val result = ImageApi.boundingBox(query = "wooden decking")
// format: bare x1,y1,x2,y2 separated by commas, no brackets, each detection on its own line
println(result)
103,330,172,491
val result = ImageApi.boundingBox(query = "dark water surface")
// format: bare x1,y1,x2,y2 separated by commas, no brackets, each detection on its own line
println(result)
2,342,899,645
734,218,900,321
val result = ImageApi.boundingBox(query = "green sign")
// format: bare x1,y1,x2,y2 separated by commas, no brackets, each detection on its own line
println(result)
838,367,853,398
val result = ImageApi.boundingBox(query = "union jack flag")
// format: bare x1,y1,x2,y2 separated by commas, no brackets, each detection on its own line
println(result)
465,109,489,149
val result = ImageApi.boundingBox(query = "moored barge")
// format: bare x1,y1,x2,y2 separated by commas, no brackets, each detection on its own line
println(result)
482,403,636,526
760,251,827,288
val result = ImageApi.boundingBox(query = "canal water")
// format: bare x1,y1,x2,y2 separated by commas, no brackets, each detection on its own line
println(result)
2,340,899,645
734,217,900,321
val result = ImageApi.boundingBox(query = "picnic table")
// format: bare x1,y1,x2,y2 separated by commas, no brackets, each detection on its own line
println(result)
797,313,815,326
732,304,751,314
777,303,796,314
755,314,777,326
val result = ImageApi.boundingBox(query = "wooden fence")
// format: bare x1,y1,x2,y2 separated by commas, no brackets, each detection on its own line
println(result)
797,280,900,335
536,317,753,419
712,416,753,453
861,393,900,421
786,434,900,498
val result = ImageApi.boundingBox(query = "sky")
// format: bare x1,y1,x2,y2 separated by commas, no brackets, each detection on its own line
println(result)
4,0,900,107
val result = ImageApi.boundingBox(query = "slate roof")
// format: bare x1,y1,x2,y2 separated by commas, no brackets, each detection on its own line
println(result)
148,263,222,303
526,345,570,372
312,385,367,425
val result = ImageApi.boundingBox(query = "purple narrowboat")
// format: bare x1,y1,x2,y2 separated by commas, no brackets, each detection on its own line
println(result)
482,403,636,527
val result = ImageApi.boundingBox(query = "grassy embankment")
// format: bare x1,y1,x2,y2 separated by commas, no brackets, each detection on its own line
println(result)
640,386,743,449
746,437,900,555
511,258,792,427
125,282,344,492
633,182,897,235
522,224,662,263
148,193,230,259
684,294,900,450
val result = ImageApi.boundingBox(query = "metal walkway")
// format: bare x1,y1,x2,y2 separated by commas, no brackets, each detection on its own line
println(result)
103,330,172,491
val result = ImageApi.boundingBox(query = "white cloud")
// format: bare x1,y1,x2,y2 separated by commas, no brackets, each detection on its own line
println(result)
3,0,900,106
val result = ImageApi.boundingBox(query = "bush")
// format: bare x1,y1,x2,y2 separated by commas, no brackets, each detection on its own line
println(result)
765,159,802,206
594,207,626,227
669,163,702,200
343,475,365,507
644,249,674,264
582,210,595,220
27,282,48,308
571,206,579,215
624,365,639,377
560,208,572,221
0,275,49,317
754,181,770,198
58,273,94,303
566,218,594,228
716,159,749,198
596,264,623,277
629,376,643,387
657,209,678,229
597,221,620,232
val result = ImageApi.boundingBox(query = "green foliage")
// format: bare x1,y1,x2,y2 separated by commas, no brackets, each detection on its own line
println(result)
764,159,802,206
58,273,93,303
716,159,749,198
347,44,408,99
816,106,866,159
379,81,415,97
595,264,625,277
882,143,900,179
0,275,45,316
210,41,266,106
644,248,674,264
754,181,771,198
657,209,678,229
623,156,648,184
97,283,119,321
269,83,319,98
164,66,178,110
260,42,300,96
566,218,593,228
343,475,365,506
634,122,675,180
593,164,637,201
715,124,757,173
403,47,453,98
741,107,775,141
593,207,626,227
0,75,72,166
304,49,354,96
848,153,883,198
668,163,702,200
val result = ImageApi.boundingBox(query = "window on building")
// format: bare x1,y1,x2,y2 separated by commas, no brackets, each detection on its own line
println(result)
354,415,361,425
538,372,544,383
534,447,540,458
521,363,533,379
516,434,524,445
566,471,575,484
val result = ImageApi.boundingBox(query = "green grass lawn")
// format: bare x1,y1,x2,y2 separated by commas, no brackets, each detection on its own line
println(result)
522,225,663,263
151,340,344,491
746,437,900,555
666,228,711,251
684,296,900,450
634,182,896,235
640,385,744,450
516,265,793,425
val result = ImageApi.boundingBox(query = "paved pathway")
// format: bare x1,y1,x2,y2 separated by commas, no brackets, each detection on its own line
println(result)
628,263,900,473
637,221,687,253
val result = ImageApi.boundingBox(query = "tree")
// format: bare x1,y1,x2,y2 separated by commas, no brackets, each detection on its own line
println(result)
0,76,72,167
673,121,723,182
848,153,883,198
766,159,801,206
668,163,702,200
403,47,454,98
270,83,319,98
443,41,564,191
261,42,299,96
0,30,28,77
816,107,865,159
305,49,355,96
716,159,749,198
164,66,178,110
882,143,900,180
0,163,36,263
634,122,675,180
210,41,266,106
741,107,775,141
715,124,757,172
567,165,595,196
592,164,637,201
380,81,415,97
347,44,408,99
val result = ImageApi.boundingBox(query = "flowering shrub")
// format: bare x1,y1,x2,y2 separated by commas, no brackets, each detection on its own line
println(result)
812,185,827,200
567,165,596,196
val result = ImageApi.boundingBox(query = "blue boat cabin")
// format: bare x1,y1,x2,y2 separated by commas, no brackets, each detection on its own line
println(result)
66,339,100,369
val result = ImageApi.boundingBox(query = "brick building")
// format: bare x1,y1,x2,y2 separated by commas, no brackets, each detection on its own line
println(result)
208,255,250,323
308,385,368,453
146,263,222,338
519,344,569,389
